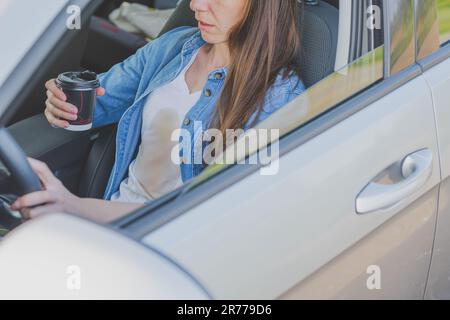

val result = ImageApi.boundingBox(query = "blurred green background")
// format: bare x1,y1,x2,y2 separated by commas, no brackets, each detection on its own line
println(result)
438,0,450,43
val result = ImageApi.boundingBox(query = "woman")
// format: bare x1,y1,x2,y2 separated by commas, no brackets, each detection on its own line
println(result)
11,0,305,223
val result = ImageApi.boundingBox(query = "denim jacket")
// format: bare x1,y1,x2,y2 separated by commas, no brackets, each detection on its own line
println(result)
92,26,305,200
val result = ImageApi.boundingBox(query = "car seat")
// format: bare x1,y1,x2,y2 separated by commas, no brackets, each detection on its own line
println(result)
78,0,339,199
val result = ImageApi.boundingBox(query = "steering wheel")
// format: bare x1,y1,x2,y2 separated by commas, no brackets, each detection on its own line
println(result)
0,128,42,230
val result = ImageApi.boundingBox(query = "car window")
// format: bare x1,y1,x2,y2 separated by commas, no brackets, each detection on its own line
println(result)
186,0,386,190
438,0,450,45
415,0,450,60
389,0,416,74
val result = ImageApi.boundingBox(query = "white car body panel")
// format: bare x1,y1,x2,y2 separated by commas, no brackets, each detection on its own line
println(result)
143,75,440,299
0,214,209,299
423,55,450,299
423,57,450,179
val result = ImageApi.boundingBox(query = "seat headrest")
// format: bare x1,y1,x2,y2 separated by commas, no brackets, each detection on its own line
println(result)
299,0,339,87
159,0,339,88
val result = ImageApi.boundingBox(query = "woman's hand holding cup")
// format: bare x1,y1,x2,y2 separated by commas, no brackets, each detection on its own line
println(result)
44,77,105,129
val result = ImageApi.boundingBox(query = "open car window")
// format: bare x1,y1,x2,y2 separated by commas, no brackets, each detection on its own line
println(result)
438,0,450,45
180,0,386,193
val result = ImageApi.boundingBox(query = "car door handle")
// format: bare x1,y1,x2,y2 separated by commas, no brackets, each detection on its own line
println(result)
356,149,433,214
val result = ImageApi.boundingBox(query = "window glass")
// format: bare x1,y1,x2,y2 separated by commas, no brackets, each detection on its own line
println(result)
415,0,440,60
188,0,385,189
389,0,415,74
438,0,450,44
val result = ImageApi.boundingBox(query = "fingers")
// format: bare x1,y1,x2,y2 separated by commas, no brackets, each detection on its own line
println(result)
10,159,58,211
44,79,77,128
20,204,60,220
45,79,66,101
46,90,78,113
45,108,69,129
44,79,104,128
96,87,106,96
11,190,54,211
27,158,59,185
45,98,78,120
11,158,67,220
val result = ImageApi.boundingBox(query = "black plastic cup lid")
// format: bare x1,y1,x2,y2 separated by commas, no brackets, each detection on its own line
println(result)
56,71,100,90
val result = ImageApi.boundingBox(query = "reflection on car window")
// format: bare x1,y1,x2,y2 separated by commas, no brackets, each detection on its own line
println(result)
186,1,386,191
438,0,450,44
389,0,415,74
415,0,440,60
188,47,384,191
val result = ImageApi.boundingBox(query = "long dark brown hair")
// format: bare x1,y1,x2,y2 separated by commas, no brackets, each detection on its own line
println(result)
208,0,302,146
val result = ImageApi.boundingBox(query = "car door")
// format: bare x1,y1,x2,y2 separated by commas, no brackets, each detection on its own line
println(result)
418,0,450,300
130,0,441,299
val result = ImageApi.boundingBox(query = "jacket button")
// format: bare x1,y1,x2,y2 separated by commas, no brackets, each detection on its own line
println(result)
181,156,188,165
205,89,212,97
183,118,191,126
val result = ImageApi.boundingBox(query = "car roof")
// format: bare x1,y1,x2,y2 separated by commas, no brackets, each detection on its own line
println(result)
0,0,69,88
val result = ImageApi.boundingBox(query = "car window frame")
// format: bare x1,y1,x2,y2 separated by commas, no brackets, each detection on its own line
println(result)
414,0,440,60
414,0,450,71
118,0,428,237
437,0,450,45
384,0,416,76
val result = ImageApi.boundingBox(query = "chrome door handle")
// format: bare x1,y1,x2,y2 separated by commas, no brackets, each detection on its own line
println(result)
356,149,433,214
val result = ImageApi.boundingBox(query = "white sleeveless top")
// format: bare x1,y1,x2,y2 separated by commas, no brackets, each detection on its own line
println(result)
111,48,201,203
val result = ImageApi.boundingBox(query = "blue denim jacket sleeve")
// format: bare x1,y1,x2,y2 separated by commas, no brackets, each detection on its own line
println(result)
91,27,196,129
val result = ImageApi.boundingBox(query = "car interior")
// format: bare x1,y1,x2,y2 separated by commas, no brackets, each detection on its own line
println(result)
0,0,341,232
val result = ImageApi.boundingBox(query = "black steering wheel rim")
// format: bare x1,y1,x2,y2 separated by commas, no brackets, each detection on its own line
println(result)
0,128,42,230
0,128,42,196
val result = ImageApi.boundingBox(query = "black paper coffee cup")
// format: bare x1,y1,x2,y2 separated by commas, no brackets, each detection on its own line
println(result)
55,71,100,131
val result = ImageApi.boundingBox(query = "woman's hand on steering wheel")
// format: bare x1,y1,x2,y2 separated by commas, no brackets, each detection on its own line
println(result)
10,158,80,220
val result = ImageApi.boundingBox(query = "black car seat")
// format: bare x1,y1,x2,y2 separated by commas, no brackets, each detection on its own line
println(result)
299,0,339,87
78,0,339,199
